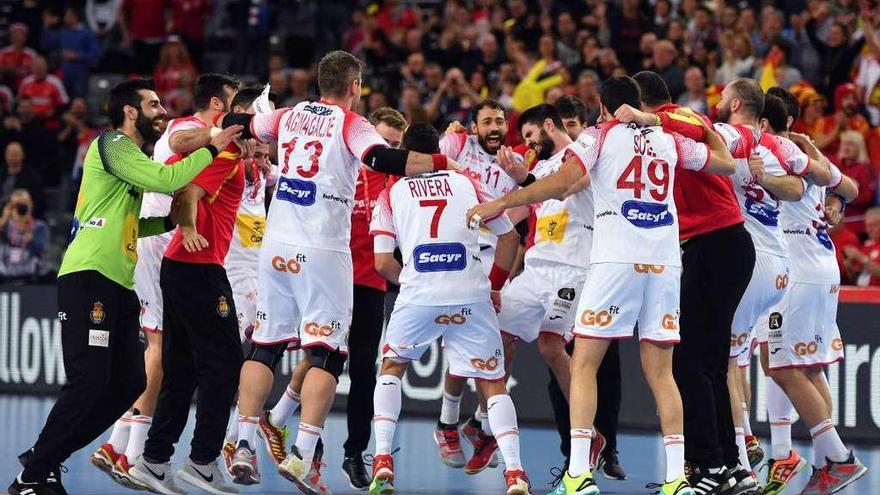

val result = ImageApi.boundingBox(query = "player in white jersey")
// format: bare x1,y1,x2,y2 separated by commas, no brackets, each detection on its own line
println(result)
367,168,529,495
469,76,736,495
92,74,240,489
222,51,463,494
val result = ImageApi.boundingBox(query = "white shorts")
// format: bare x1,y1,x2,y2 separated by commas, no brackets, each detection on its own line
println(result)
768,282,843,370
383,300,504,380
498,259,585,343
574,262,682,343
134,231,173,333
730,253,789,359
478,246,495,277
251,239,353,354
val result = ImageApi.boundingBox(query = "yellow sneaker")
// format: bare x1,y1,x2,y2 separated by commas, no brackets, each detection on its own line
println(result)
549,470,600,495
646,475,694,495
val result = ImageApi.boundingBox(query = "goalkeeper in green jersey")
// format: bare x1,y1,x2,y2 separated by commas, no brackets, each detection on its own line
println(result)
9,78,243,495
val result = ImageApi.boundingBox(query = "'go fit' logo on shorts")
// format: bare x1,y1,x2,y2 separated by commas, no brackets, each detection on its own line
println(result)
303,321,341,337
794,341,819,355
471,356,500,371
580,309,613,327
633,264,665,274
272,254,306,273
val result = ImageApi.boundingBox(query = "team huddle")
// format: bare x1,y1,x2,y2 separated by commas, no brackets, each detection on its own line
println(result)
9,49,869,495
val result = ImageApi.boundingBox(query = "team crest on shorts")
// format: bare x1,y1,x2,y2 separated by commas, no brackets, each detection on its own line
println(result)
768,312,783,329
557,288,576,301
217,296,230,318
90,301,105,324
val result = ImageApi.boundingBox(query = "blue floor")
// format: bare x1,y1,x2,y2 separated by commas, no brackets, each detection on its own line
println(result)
2,395,879,494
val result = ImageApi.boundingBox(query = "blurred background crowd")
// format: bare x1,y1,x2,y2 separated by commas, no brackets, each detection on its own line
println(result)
0,0,879,287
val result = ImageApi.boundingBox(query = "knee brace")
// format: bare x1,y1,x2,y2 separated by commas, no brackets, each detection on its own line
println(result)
308,347,347,381
246,342,287,371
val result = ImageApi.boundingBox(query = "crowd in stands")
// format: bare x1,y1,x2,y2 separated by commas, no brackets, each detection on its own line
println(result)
1,0,880,286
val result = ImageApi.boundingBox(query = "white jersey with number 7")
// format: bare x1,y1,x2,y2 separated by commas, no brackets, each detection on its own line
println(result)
572,121,710,266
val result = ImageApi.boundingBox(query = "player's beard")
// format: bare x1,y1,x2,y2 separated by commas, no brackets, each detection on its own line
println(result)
478,130,505,154
136,110,165,145
535,129,555,161
716,103,732,123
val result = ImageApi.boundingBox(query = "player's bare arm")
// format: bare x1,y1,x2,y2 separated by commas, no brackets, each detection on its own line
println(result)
171,183,209,252
831,173,859,203
757,155,804,201
374,252,402,286
788,132,834,186
698,120,736,175
169,126,214,155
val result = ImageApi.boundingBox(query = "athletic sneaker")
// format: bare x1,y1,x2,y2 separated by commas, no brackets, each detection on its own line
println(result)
111,454,149,490
464,432,498,475
342,455,370,489
433,422,466,468
8,472,66,495
304,458,332,495
369,454,394,495
278,446,319,495
745,436,764,468
177,458,239,495
230,440,260,485
504,469,531,495
461,419,499,468
91,443,122,478
688,466,735,495
590,430,607,471
257,411,289,465
221,441,236,477
799,453,867,495
14,450,67,495
763,450,807,495
548,470,600,495
129,456,187,495
728,466,760,495
599,450,627,480
647,475,696,495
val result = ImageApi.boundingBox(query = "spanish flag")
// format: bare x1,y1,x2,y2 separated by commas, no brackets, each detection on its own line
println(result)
759,46,785,91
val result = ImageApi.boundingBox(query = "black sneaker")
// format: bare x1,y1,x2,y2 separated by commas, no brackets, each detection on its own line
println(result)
9,472,66,495
16,450,68,495
689,466,735,495
342,454,370,490
727,465,759,495
599,450,627,480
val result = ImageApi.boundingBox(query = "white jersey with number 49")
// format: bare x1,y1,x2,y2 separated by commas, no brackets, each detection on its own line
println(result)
573,122,710,266
370,170,514,306
250,101,388,252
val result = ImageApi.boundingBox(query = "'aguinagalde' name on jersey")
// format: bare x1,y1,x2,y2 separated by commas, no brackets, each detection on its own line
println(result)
370,170,514,305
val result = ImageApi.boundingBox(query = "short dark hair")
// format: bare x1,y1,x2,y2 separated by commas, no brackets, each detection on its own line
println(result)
762,94,788,133
728,79,765,119
403,123,440,153
317,50,364,98
108,78,155,128
231,85,265,111
600,76,642,115
632,71,671,108
369,107,407,131
470,99,505,124
193,73,239,111
518,103,563,133
767,86,799,124
556,95,588,125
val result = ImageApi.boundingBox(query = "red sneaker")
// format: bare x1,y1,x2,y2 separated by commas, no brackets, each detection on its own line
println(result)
91,443,121,476
464,432,498,475
370,453,395,494
590,430,606,471
504,469,531,495
433,423,466,468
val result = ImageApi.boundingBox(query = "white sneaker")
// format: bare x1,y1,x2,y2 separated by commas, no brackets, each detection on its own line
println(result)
177,459,239,495
278,446,320,495
129,456,187,495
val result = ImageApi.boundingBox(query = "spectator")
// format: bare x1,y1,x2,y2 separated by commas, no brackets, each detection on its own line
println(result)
0,83,13,115
119,0,169,72
281,69,315,108
511,55,563,112
59,7,101,98
797,83,871,155
18,55,68,122
844,206,880,285
0,142,44,219
554,11,580,67
39,6,62,67
0,188,49,281
837,130,878,235
85,0,123,38
755,36,802,90
609,0,644,73
831,220,861,285
715,33,755,85
688,5,718,54
648,39,685,99
153,35,197,111
427,67,480,126
168,0,211,67
0,23,36,89
2,98,59,184
57,97,99,186
638,32,658,71
575,69,601,125
806,14,867,98
677,65,708,115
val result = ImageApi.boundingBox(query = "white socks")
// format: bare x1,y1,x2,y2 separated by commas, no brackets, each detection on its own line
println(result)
735,427,751,471
294,423,323,464
125,416,152,462
476,408,493,435
439,390,462,425
767,378,793,460
225,405,239,445
373,375,402,455
487,394,521,470
238,414,259,447
741,402,753,436
664,434,685,482
107,411,133,452
568,428,593,477
810,419,849,468
270,385,301,428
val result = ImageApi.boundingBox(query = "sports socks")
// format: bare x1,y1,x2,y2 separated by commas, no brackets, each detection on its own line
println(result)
439,390,462,425
663,434,685,482
225,405,239,445
270,385,301,428
741,402,753,437
487,394,521,470
107,410,133,452
568,428,593,477
373,375,402,455
238,414,260,448
294,422,324,465
767,378,793,460
810,419,849,468
734,427,751,470
125,415,152,462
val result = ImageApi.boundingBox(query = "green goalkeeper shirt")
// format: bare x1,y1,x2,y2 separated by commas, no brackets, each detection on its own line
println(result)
59,130,214,289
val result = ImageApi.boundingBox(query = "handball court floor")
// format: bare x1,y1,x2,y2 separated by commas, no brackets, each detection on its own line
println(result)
2,396,880,494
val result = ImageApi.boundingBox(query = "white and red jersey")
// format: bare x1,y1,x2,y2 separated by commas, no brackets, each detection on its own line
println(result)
525,143,594,269
370,170,514,305
575,122,710,266
226,161,275,270
141,115,207,218
781,180,841,285
250,101,388,252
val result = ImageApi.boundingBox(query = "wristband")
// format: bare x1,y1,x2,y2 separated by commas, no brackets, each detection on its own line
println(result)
828,162,843,189
210,127,221,138
488,263,510,291
518,173,536,187
432,153,448,171
205,144,219,157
